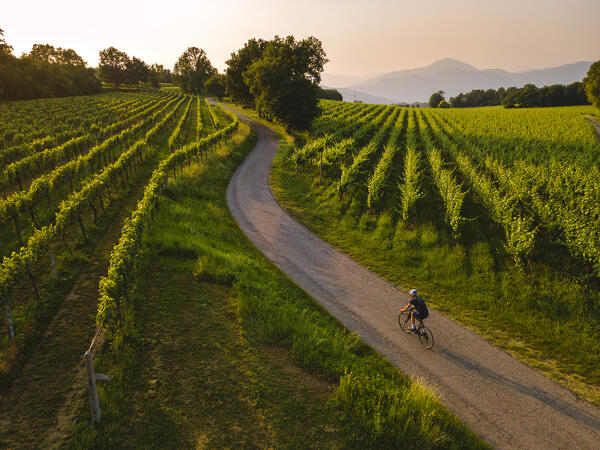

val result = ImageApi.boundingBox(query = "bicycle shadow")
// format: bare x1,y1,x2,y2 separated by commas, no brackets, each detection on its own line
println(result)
437,349,600,431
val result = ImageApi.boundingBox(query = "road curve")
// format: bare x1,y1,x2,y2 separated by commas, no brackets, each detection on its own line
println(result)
226,110,600,449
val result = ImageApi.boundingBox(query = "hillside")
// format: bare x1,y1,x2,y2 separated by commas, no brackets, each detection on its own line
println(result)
324,58,593,103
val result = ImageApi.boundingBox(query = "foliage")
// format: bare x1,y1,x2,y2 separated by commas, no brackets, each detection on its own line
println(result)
0,38,100,100
426,149,465,237
0,93,186,341
398,147,423,221
205,73,226,99
239,35,328,130
225,38,267,105
367,144,399,211
428,90,445,108
97,105,239,328
98,47,130,89
450,82,589,108
317,87,343,101
584,60,600,108
173,47,217,93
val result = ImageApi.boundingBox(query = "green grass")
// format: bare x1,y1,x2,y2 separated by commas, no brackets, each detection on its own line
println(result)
268,117,600,409
70,120,486,448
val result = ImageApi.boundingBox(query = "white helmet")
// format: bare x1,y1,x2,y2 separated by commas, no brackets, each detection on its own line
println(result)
409,289,418,296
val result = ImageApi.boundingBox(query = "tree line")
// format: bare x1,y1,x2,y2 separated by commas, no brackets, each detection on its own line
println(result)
1,30,329,131
97,46,170,90
0,29,102,100
428,60,600,109
111,35,329,130
449,82,589,108
427,60,600,109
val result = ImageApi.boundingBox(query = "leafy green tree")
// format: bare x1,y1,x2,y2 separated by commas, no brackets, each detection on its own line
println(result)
225,38,267,105
243,35,328,130
429,90,444,108
205,73,226,99
517,84,540,107
98,46,129,89
584,60,600,109
125,56,149,87
317,87,343,101
173,47,216,93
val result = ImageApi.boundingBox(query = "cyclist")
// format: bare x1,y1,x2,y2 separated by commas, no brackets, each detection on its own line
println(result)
399,289,429,333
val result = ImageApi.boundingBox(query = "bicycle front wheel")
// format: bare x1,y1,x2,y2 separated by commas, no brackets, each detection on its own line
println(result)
398,311,413,334
418,325,434,349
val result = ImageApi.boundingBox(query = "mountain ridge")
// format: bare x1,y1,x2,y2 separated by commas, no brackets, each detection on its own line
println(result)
323,59,594,103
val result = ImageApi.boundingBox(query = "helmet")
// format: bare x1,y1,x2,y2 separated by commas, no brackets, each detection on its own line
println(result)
409,289,418,296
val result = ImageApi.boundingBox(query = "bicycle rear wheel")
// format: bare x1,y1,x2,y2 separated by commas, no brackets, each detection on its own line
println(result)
418,325,434,349
398,311,413,333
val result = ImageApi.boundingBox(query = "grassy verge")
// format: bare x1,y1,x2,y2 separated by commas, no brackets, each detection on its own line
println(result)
70,119,486,448
265,111,600,408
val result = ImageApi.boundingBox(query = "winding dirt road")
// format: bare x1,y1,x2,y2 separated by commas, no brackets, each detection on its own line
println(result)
226,111,600,449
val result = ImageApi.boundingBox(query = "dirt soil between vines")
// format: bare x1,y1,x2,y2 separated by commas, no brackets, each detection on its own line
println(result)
226,109,600,449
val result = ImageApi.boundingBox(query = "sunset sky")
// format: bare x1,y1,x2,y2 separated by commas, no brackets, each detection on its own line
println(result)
4,0,599,75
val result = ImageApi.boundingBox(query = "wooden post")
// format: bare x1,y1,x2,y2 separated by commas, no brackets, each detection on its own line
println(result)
49,249,57,278
319,151,323,186
5,292,15,340
84,350,110,424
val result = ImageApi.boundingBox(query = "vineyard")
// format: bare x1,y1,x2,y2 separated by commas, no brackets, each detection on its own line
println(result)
0,90,240,446
276,101,600,402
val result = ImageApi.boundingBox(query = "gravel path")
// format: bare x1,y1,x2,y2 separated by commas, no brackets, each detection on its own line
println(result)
226,110,600,449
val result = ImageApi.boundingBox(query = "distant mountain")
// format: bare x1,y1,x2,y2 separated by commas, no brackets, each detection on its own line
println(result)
322,85,395,105
325,59,594,103
321,72,384,88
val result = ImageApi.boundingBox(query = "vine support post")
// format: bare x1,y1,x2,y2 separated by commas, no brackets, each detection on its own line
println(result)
84,350,110,425
5,292,15,340
319,151,323,186
49,249,57,278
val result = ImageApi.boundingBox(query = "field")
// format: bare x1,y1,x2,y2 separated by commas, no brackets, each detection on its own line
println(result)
271,100,600,404
0,92,487,448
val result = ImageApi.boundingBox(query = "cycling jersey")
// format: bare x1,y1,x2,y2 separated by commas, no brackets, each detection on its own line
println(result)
410,295,428,315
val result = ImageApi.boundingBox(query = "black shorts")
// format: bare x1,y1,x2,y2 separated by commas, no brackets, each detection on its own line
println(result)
413,309,428,320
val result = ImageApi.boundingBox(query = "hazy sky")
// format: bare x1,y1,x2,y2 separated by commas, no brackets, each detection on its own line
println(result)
3,0,599,75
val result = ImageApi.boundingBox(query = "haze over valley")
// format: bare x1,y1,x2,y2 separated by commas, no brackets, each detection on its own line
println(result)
323,58,594,103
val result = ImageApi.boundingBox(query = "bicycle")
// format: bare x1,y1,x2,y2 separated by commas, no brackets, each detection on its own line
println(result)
398,307,434,349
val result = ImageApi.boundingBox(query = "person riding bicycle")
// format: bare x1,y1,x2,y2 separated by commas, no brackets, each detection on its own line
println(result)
399,289,429,332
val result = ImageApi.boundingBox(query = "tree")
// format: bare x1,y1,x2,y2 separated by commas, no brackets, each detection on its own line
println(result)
438,100,449,108
151,64,172,83
429,90,445,108
125,56,149,87
517,84,540,107
205,73,226,99
317,87,343,101
242,35,328,130
225,38,267,105
148,64,163,89
0,28,14,63
98,47,129,89
173,47,216,93
584,60,600,109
